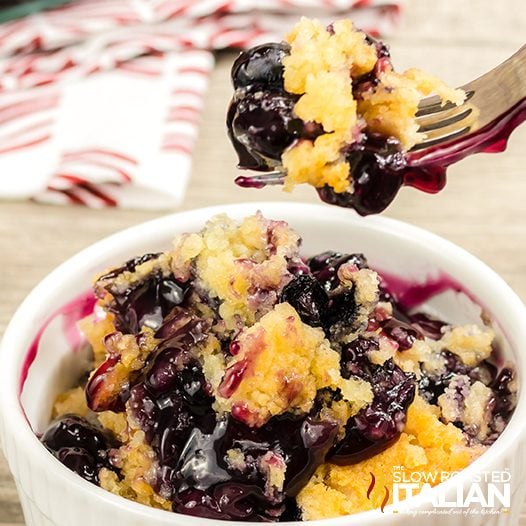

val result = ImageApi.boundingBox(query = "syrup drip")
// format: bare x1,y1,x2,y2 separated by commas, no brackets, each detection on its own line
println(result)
404,97,526,193
20,290,96,396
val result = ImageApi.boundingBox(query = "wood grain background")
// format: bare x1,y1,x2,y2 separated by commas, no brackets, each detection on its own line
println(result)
1,0,525,523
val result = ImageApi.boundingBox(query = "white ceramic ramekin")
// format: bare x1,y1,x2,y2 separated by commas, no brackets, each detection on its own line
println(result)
1,202,526,526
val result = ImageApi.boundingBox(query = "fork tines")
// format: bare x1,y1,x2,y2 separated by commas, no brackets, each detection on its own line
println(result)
413,91,478,150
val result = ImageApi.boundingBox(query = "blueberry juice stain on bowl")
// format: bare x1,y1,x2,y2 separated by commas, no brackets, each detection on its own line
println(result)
34,213,517,522
227,19,526,215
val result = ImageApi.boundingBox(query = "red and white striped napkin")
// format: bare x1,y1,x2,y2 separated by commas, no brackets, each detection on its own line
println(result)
0,0,403,208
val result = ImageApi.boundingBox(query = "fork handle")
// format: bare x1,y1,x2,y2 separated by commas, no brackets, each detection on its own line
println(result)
464,44,526,130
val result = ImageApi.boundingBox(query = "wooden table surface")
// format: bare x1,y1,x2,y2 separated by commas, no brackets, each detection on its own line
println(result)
1,1,525,524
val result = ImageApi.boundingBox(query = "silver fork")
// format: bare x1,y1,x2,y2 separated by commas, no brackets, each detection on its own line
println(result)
239,44,526,186
409,43,526,159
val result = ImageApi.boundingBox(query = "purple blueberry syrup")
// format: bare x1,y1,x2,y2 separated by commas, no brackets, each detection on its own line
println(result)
20,290,96,397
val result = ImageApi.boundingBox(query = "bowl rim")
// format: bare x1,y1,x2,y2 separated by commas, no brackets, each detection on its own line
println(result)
1,201,526,525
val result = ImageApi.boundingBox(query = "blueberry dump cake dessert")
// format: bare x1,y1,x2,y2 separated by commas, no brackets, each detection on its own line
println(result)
40,213,516,520
227,18,467,215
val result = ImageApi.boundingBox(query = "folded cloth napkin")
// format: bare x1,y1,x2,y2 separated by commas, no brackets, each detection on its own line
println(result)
0,0,403,208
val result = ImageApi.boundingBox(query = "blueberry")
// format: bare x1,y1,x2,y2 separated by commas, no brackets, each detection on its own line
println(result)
326,289,358,328
95,251,189,335
318,135,407,216
226,99,270,172
480,366,516,445
133,278,187,332
381,318,423,350
280,269,371,333
340,337,378,380
145,348,189,395
286,417,339,496
110,275,187,334
173,488,230,519
173,486,267,520
163,410,338,520
170,417,275,519
418,351,469,405
175,420,230,490
129,350,216,498
41,415,110,456
155,308,208,349
221,414,338,498
231,43,290,90
41,415,116,486
57,447,99,484
178,361,214,414
280,274,329,327
300,252,371,330
125,308,215,483
230,90,301,164
491,367,515,421
287,258,310,276
129,384,159,442
146,351,213,415
227,42,326,173
443,350,471,375
156,409,194,465
85,354,128,413
330,360,415,464
409,312,447,340
308,251,368,291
